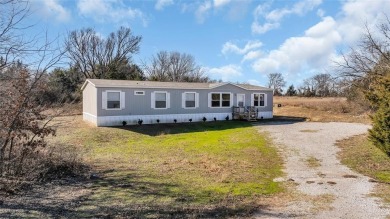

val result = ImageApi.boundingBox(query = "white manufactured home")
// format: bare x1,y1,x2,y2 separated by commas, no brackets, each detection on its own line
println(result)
81,79,274,126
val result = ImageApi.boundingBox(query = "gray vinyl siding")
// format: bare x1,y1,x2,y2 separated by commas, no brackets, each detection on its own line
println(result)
95,84,273,117
82,83,97,116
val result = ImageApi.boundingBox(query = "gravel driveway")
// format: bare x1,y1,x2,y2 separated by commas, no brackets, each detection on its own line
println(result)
254,121,390,219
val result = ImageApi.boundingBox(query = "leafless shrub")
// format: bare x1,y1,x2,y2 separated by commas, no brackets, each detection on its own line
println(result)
0,0,86,192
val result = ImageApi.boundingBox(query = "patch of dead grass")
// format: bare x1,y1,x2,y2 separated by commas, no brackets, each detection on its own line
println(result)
337,134,390,206
273,96,371,124
310,193,335,212
305,156,321,168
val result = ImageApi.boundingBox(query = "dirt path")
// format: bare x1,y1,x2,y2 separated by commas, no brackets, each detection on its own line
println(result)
254,121,390,219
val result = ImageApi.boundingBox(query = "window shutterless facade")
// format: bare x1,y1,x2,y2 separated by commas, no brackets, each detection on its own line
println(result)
209,92,232,108
211,93,221,107
252,93,266,107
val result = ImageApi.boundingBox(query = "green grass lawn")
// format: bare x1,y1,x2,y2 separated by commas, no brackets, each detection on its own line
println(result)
55,117,283,217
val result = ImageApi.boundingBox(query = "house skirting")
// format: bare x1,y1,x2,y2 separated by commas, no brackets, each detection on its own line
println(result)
83,111,273,127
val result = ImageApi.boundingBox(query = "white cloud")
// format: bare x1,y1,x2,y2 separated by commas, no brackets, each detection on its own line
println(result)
214,0,230,8
155,0,174,10
206,64,242,81
222,40,262,55
248,0,390,86
337,0,390,44
252,16,341,76
188,0,244,23
252,0,322,34
77,0,148,26
35,0,71,22
246,79,261,86
242,50,262,62
251,22,280,34
195,1,212,23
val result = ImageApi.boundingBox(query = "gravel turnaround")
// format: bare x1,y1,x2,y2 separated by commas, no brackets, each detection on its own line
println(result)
254,122,390,219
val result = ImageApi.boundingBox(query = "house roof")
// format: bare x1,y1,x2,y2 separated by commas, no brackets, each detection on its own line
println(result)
81,79,273,91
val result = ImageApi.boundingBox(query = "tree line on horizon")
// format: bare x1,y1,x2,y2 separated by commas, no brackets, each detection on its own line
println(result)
267,72,351,98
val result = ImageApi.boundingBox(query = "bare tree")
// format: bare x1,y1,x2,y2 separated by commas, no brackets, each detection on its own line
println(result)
0,0,65,183
336,16,390,156
145,51,211,82
300,73,340,97
336,19,390,83
0,0,31,70
65,26,142,79
267,73,286,95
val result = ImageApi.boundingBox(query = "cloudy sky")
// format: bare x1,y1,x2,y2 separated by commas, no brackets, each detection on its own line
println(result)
28,0,390,87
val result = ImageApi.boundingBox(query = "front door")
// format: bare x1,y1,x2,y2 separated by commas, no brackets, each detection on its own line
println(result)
237,94,245,107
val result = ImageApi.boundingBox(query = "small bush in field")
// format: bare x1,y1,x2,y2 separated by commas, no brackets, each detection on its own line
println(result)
138,119,143,125
225,115,229,121
157,119,160,124
174,119,177,123
189,118,192,122
214,117,217,122
0,143,88,193
41,144,88,181
122,121,127,126
202,117,207,122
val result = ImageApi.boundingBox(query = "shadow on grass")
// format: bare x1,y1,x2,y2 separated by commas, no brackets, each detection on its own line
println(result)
0,171,291,218
112,120,253,136
253,115,307,125
112,116,306,137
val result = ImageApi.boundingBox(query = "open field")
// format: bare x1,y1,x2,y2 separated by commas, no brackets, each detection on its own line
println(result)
6,115,284,218
337,134,390,205
273,96,371,124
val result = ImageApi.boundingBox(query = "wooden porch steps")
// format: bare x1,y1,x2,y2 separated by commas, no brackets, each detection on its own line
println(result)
232,106,258,121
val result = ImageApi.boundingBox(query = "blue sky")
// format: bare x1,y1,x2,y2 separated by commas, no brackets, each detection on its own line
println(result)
27,0,390,87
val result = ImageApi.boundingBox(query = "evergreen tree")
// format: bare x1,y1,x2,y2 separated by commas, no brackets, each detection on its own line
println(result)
367,73,390,156
285,84,297,96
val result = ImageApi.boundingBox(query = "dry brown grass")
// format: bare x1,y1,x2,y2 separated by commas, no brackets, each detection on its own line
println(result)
337,134,390,206
274,96,371,124
305,156,322,168
43,103,82,117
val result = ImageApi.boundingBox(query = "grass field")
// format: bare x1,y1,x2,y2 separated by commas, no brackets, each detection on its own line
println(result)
337,134,390,205
273,96,371,124
50,116,283,217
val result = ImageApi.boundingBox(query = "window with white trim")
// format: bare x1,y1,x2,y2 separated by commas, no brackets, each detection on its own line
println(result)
155,92,166,108
182,92,198,108
253,93,265,107
210,92,231,108
102,90,125,110
134,91,145,95
107,91,120,109
151,91,170,109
